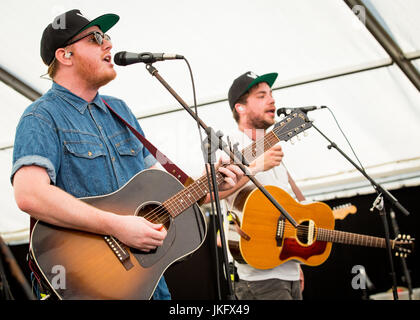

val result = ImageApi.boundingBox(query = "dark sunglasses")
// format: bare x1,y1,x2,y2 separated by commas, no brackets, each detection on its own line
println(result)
66,31,111,46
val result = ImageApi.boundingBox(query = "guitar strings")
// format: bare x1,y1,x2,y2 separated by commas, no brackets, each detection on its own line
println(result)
141,176,210,222
138,123,293,226
276,224,387,245
140,173,224,225
241,122,295,161
140,122,288,223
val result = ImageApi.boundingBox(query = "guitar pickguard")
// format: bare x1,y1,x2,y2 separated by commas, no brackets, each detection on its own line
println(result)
280,238,327,261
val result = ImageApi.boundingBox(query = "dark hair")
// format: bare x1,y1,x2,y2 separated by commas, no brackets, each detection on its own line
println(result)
232,91,249,123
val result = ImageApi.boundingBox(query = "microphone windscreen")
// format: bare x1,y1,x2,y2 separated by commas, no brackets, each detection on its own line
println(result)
113,52,126,66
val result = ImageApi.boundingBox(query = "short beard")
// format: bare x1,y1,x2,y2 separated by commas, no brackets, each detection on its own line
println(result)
75,57,116,89
249,116,273,130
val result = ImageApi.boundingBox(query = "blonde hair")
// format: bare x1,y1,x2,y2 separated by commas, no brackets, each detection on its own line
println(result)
47,58,60,79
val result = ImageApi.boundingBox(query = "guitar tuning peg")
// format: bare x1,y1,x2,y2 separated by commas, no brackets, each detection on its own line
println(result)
296,134,301,141
395,252,399,257
290,137,296,145
398,234,402,239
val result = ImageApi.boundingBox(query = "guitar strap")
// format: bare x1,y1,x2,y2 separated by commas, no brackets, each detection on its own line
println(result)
286,169,306,202
102,99,193,186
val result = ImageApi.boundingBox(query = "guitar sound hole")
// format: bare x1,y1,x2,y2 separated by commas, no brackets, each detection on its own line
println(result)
136,201,171,230
297,220,316,245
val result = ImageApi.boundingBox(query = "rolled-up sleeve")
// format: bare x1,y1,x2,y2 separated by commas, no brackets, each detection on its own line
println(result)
11,112,61,185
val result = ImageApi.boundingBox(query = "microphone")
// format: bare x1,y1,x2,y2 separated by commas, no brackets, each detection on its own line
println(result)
114,51,184,66
277,105,326,116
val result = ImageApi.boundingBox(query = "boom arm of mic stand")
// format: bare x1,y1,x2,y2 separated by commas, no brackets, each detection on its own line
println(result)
312,124,410,217
144,63,299,228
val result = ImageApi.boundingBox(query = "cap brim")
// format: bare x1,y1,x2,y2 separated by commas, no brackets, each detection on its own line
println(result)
80,13,120,34
246,72,278,91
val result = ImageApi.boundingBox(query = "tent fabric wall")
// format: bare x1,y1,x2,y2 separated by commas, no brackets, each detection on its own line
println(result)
0,0,419,246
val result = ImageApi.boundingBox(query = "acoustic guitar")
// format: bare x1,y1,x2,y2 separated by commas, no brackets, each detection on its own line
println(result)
30,110,313,299
228,185,414,269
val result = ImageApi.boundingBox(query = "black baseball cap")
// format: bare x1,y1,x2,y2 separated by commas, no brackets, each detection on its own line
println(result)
228,71,278,110
40,9,119,66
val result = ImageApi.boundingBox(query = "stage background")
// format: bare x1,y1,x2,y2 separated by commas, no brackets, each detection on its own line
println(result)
1,0,419,300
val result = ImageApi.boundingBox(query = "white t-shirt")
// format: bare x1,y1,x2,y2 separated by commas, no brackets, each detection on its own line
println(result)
221,128,301,282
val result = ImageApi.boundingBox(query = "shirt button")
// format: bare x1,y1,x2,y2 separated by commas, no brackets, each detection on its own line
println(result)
112,157,115,162
131,149,135,154
88,151,93,156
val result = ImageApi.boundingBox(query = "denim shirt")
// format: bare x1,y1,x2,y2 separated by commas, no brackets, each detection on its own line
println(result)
11,82,171,300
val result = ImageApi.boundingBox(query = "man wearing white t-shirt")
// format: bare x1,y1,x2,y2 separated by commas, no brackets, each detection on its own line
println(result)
218,71,304,300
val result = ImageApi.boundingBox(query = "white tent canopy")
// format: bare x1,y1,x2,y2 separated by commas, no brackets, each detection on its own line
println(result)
1,0,419,244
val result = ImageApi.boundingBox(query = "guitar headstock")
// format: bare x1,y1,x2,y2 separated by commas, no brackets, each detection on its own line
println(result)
332,203,357,220
273,110,312,142
394,234,415,257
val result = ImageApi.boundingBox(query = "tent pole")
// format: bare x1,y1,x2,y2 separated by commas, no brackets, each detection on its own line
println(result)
0,65,42,102
343,0,420,92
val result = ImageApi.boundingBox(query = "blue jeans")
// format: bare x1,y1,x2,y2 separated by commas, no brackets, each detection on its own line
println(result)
153,276,171,300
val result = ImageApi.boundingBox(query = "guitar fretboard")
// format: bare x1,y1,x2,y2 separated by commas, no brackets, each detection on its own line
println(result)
242,131,279,164
316,228,391,248
163,171,225,217
241,114,309,164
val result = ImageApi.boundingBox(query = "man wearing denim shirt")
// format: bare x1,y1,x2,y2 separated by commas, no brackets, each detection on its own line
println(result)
11,9,241,300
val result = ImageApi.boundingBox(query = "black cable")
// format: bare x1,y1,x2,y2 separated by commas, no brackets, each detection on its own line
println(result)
325,106,366,172
182,57,223,299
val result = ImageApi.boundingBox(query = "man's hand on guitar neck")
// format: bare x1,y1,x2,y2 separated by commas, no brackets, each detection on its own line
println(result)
250,144,284,174
211,145,285,201
201,159,244,204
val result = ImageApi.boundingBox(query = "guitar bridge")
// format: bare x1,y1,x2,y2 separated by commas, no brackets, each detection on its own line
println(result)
104,236,134,271
276,217,285,246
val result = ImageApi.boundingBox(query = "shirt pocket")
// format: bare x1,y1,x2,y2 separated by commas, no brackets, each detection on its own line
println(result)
111,131,143,157
63,140,106,159
61,136,109,197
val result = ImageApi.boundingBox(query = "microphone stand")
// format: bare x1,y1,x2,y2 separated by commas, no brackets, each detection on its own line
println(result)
202,128,235,300
311,123,411,301
144,63,299,299
389,209,413,300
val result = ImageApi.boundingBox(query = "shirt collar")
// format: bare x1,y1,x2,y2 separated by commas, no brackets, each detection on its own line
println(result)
51,82,108,114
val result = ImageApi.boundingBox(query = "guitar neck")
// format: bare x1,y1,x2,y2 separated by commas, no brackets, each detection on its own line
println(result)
163,171,225,217
316,228,391,248
242,131,279,163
